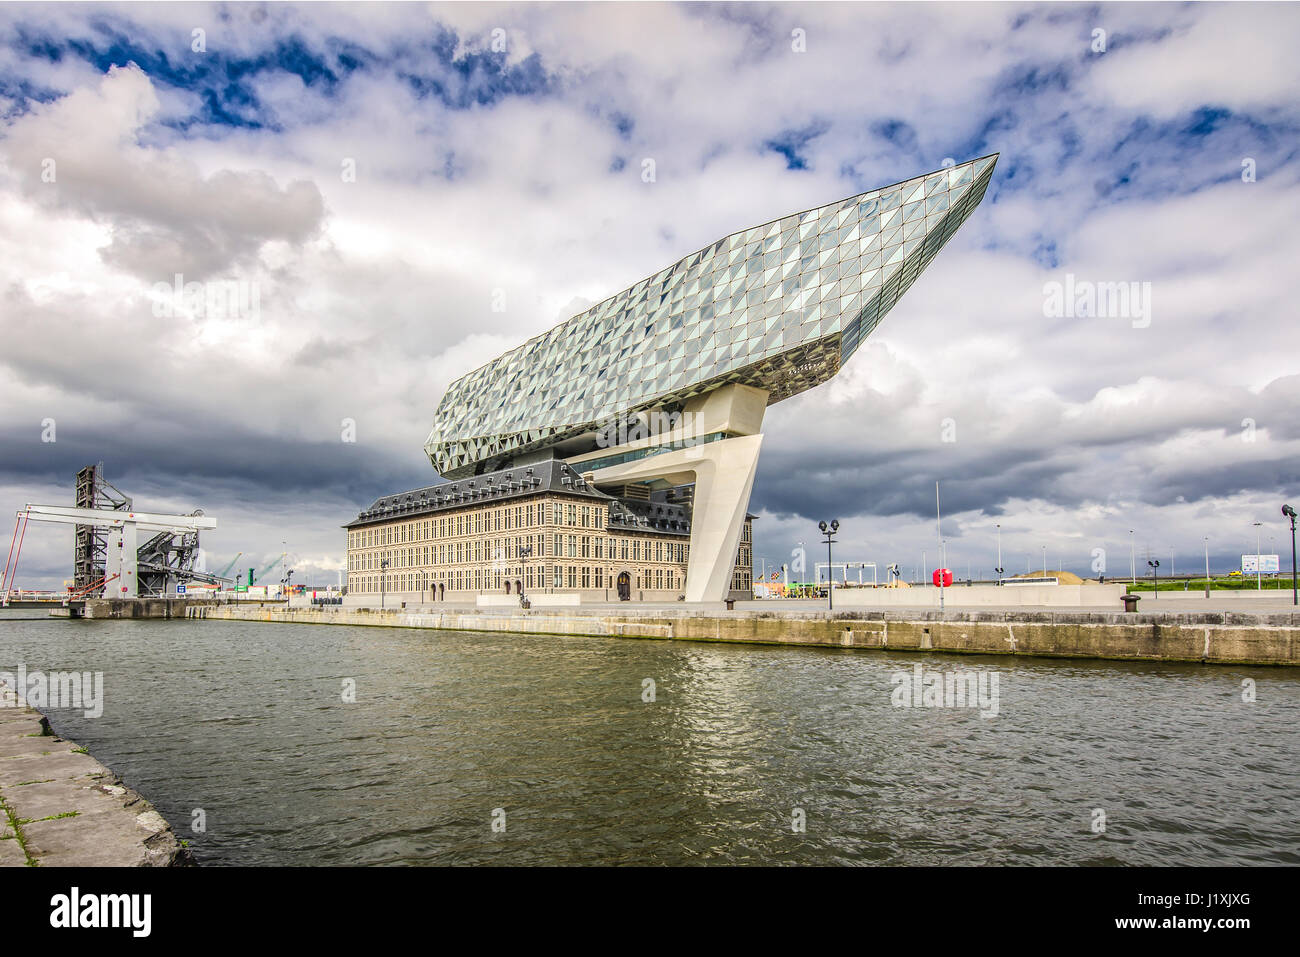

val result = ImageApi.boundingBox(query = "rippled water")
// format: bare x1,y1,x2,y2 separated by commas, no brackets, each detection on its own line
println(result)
1,611,1297,865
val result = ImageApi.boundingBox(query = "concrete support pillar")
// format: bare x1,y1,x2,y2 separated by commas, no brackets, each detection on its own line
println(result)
578,383,768,603
104,523,138,598
587,434,763,602
681,434,763,602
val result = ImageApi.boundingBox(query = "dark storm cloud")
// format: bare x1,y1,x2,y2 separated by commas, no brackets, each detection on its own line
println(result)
0,420,416,505
753,444,1073,525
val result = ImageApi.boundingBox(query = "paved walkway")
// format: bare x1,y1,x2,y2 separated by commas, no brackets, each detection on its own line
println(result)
0,683,191,867
340,595,1300,618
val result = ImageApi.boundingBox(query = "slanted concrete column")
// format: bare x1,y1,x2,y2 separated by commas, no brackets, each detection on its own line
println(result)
580,383,767,602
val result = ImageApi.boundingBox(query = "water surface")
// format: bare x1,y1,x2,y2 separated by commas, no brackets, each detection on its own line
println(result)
1,611,1295,865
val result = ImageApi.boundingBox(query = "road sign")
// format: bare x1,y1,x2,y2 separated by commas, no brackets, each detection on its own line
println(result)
1242,555,1280,574
176,584,186,594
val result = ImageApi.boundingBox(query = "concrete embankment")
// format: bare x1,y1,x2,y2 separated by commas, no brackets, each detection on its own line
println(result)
0,684,192,867
188,603,1300,667
80,597,218,619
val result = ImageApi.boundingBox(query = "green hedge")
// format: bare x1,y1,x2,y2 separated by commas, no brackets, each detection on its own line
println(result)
1127,577,1295,592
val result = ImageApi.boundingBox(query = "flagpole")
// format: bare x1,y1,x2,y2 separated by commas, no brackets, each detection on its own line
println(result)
936,481,945,612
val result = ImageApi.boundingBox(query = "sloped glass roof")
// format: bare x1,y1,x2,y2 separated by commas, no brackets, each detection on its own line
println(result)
426,154,997,478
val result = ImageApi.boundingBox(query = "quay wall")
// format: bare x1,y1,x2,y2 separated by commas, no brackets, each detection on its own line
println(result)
81,598,219,619
0,684,193,867
186,604,1300,667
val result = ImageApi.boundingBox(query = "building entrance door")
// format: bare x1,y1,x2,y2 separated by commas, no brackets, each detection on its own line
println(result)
617,572,631,601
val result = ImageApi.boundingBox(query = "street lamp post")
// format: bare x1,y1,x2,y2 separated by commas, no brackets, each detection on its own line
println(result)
818,520,839,611
380,558,389,610
1284,505,1298,606
1147,558,1160,599
1253,522,1263,591
1203,536,1210,599
1129,530,1135,585
995,523,1003,586
518,544,534,603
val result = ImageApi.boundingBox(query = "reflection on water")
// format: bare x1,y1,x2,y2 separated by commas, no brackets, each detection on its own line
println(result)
1,611,1296,866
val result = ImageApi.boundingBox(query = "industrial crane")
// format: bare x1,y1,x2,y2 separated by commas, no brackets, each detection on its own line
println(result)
252,553,285,585
214,552,243,581
4,504,217,600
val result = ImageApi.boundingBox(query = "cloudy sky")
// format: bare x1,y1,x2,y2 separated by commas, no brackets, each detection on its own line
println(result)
1,1,1298,589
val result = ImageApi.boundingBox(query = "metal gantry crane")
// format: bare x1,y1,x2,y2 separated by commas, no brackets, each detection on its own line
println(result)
4,505,217,601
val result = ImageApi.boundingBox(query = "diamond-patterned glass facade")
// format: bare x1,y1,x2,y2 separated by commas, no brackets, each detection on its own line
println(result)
426,154,997,478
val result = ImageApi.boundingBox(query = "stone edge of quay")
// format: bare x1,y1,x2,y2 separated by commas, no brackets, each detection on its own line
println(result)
0,681,195,868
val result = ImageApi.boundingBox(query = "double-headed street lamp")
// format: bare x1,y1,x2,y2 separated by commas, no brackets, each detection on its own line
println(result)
1283,504,1297,606
379,558,390,610
518,544,534,603
1147,558,1160,599
995,523,1004,586
818,520,839,611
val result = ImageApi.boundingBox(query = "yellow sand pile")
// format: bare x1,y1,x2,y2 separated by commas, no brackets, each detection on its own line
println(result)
1011,570,1088,585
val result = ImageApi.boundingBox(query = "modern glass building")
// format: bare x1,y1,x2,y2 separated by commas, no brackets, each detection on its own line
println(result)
425,154,998,478
348,155,997,605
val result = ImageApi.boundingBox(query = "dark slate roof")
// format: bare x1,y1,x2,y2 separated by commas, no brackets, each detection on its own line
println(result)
344,461,751,537
344,459,609,529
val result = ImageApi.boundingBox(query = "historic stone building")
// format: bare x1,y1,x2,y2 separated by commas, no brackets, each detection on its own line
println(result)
345,459,752,604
